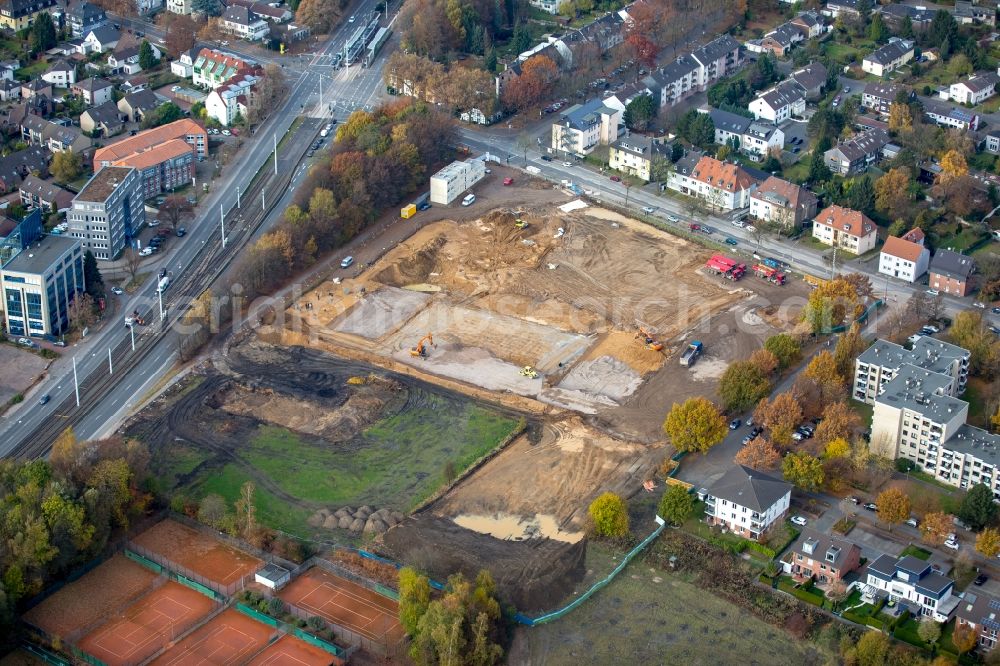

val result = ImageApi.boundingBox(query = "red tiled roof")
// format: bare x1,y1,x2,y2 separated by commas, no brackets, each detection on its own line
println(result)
814,205,875,238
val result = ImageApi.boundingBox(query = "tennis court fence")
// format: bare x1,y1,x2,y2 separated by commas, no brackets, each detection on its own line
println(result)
124,541,254,599
283,598,405,658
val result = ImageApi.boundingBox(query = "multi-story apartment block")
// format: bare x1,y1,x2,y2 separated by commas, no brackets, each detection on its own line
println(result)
192,48,258,89
551,98,620,156
811,205,877,254
607,136,669,182
749,175,818,228
708,108,784,160
703,465,791,541
956,591,1000,652
862,39,915,77
929,249,975,297
864,554,957,621
862,81,907,117
667,155,762,211
66,166,144,259
67,0,107,37
854,337,970,405
783,530,862,588
748,79,805,123
1,231,84,337
93,118,208,168
220,4,270,41
205,72,258,126
823,128,889,176
0,0,57,30
641,36,742,109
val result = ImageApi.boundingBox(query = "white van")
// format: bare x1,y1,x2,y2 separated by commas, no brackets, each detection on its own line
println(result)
320,128,329,137
461,194,476,206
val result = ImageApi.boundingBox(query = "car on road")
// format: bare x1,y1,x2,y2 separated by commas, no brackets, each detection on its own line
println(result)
340,256,354,269
38,394,50,405
847,496,859,504
176,227,186,237
540,155,552,162
349,14,356,21
139,247,153,256
975,573,989,586
922,324,940,334
992,307,1000,314
944,538,960,550
974,301,986,309
147,219,159,227
111,286,124,295
905,518,919,528
863,502,877,511
724,237,738,246
307,150,314,157
843,86,851,94
171,85,181,92
642,206,655,214
729,418,741,430
701,226,715,234
927,289,939,296
609,175,621,182
665,214,679,222
562,161,572,167
790,516,807,527
17,337,32,346
731,219,746,228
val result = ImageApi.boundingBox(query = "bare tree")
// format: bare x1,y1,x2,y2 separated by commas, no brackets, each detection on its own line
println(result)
515,132,534,165
123,246,141,281
159,195,193,231
68,293,97,332
246,64,288,126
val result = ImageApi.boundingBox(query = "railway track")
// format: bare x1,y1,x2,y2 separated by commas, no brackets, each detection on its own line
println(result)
10,119,320,460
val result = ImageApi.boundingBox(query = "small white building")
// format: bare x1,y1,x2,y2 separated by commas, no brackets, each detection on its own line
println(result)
947,72,1000,106
429,160,486,205
748,79,805,123
254,563,290,590
41,60,76,87
704,465,791,541
550,98,620,156
878,229,930,283
205,73,258,126
862,39,914,77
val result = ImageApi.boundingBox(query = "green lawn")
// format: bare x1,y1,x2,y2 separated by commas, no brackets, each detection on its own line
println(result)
14,59,48,81
823,42,866,66
193,462,314,536
511,542,835,664
782,161,809,184
900,544,931,561
964,378,990,429
849,400,874,427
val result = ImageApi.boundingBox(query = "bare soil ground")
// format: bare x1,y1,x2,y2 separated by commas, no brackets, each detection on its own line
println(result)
0,344,49,408
23,554,160,637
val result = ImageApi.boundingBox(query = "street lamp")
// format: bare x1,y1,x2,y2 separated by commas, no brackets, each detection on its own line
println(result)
625,182,632,208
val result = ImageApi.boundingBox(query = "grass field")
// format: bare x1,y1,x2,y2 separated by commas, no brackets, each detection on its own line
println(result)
510,542,834,665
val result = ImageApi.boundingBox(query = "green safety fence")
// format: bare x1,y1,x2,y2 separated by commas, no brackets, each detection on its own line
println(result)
23,644,72,666
374,584,399,601
292,628,346,657
124,549,162,575
514,518,667,626
174,574,220,600
236,603,280,628
70,645,108,666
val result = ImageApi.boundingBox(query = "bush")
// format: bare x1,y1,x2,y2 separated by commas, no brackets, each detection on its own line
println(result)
747,541,777,559
267,597,285,616
307,616,326,631
588,492,629,539
8,393,23,405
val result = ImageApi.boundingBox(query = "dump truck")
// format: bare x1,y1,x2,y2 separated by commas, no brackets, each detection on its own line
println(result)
680,341,703,367
753,264,786,285
705,254,746,281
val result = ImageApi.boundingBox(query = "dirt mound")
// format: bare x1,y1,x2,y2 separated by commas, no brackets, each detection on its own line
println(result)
379,515,586,612
373,235,446,288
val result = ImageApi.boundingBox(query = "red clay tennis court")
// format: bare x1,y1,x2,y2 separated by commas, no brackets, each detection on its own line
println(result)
131,519,261,588
246,635,341,666
278,568,404,644
78,581,216,665
149,608,274,665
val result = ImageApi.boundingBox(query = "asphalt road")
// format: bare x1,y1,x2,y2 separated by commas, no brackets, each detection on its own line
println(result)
0,0,393,453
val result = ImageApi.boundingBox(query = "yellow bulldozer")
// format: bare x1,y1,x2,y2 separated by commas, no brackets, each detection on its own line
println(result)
514,219,529,229
519,366,539,378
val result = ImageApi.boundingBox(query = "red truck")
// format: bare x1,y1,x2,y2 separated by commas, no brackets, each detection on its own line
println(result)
705,254,746,280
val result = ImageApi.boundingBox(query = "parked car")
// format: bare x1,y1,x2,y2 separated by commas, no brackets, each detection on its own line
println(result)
992,307,1000,315
729,418,741,430
745,416,754,427
665,214,679,223
790,516,808,527
610,175,621,182
923,324,940,334
139,247,153,256
905,518,919,528
847,496,859,504
975,573,989,586
792,147,800,153
340,256,354,269
863,502,877,511
541,155,552,162
944,538,960,550
17,337,32,346
724,237,738,246
642,206,655,214
562,161,572,167
111,286,124,295
927,289,939,296
176,227,186,237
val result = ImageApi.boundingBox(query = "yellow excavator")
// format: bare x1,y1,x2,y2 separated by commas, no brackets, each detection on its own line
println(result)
520,366,539,378
410,333,435,358
636,326,664,352
514,218,529,229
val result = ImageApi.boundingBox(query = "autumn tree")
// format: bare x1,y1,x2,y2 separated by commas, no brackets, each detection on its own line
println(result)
887,103,912,134
159,195,193,231
876,487,910,530
658,484,694,525
764,333,801,370
952,623,978,657
197,494,227,529
246,64,288,126
234,481,258,544
938,149,969,187
950,311,1000,379
799,351,845,404
68,293,97,332
855,631,890,666
813,401,861,447
833,322,867,378
802,277,863,334
295,0,339,32
165,14,197,55
977,528,1000,558
588,492,629,538
783,452,824,492
823,437,850,460
51,151,82,184
719,361,771,413
748,349,779,378
754,392,803,448
918,618,942,646
662,397,728,454
500,55,558,112
734,436,781,470
409,570,503,666
920,511,953,545
399,567,432,636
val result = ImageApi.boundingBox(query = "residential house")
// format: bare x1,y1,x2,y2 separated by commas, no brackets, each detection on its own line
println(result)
18,175,73,212
66,166,144,259
987,131,1000,154
0,231,84,337
789,61,828,100
879,229,930,283
0,60,19,79
41,59,77,87
823,0,862,18
170,47,199,78
20,115,92,154
823,128,889,176
117,88,159,123
80,100,123,137
923,98,980,130
67,0,106,37
550,98,620,156
783,530,862,587
759,23,803,58
862,39,915,77
749,176,818,228
708,108,784,160
879,3,935,31
192,49,258,89
864,554,957,621
20,79,52,102
528,0,559,13
81,25,120,54
220,5,270,41
93,118,208,167
749,79,805,123
947,72,1000,106
274,22,309,43
106,139,194,197
853,337,969,406
607,135,670,182
120,75,148,93
0,146,49,194
862,81,907,117
204,72,258,126
929,249,975,297
228,0,291,22
72,77,113,106
166,0,189,13
811,204,877,254
667,155,762,211
0,0,57,30
703,465,792,541
108,38,160,76
954,0,997,26
955,591,1000,652
0,79,20,101
789,11,827,39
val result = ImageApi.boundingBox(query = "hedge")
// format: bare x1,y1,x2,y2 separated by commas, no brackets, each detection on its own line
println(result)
747,541,777,559
777,579,824,607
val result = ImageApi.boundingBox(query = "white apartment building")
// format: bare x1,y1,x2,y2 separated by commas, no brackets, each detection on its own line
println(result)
666,155,761,211
862,39,914,77
704,465,791,541
66,166,145,260
864,554,957,621
878,230,930,284
205,73,257,126
429,160,486,205
708,108,784,160
641,35,742,109
854,337,970,405
550,98,620,156
749,79,805,123
811,205,877,254
948,72,999,106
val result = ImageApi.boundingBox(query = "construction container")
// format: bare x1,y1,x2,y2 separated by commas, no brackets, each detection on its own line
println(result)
401,204,416,219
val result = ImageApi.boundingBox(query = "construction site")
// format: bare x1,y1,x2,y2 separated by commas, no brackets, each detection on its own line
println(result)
129,199,810,610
